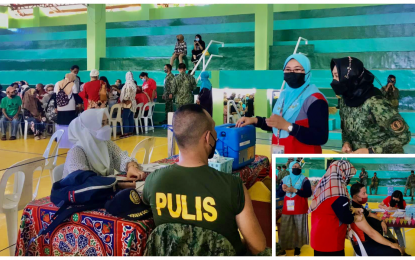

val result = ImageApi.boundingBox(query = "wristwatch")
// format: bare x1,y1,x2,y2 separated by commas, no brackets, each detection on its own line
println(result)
287,125,293,133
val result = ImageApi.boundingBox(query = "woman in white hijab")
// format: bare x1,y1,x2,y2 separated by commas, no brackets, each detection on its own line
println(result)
119,71,137,137
63,108,145,181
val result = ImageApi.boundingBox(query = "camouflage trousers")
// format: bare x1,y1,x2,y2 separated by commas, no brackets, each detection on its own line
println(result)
165,100,173,119
404,186,414,197
370,185,378,195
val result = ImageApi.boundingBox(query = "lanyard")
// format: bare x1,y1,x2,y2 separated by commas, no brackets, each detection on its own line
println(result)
276,85,310,144
288,174,302,196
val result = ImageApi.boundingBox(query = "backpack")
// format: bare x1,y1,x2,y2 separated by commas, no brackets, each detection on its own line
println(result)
45,94,57,122
56,82,72,107
25,170,117,255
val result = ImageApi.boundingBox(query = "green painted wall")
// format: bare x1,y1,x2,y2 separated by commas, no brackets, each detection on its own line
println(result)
87,4,106,70
5,4,384,29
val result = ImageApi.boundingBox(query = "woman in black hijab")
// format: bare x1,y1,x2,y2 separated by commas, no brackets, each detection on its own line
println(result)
191,34,206,67
330,57,410,154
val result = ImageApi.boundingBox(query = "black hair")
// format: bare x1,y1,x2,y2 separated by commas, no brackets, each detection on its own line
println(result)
139,72,148,78
350,183,365,197
116,79,122,83
99,76,110,88
134,80,137,85
388,75,396,79
411,170,414,173
165,64,172,71
374,172,377,175
11,82,18,87
178,63,186,70
20,81,26,85
195,34,202,41
282,165,287,169
173,104,211,149
277,166,281,169
390,190,404,209
71,65,80,71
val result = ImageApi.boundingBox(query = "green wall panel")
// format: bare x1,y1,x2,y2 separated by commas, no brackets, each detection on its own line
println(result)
209,47,255,71
274,23,415,42
0,38,86,50
274,37,415,53
0,30,86,43
0,48,86,60
106,14,255,29
0,58,87,71
273,12,415,30
274,4,413,20
107,32,254,47
106,22,254,38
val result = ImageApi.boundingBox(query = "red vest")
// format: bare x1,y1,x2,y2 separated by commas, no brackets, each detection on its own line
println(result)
311,196,348,252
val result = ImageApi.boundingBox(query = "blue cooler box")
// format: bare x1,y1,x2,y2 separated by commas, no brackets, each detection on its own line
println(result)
215,124,256,170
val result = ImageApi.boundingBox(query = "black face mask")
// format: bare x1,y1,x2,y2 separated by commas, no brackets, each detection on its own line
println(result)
284,73,306,89
177,38,180,42
164,69,168,73
330,79,348,95
208,133,217,159
292,168,302,176
390,199,399,207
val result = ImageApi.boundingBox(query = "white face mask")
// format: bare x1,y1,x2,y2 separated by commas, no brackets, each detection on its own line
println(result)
95,125,112,141
112,91,118,95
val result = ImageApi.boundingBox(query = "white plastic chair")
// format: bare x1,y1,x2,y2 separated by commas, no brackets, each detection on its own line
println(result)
0,157,45,255
348,229,368,256
43,129,64,181
130,137,155,164
52,164,65,184
0,116,23,139
142,102,155,133
133,103,144,134
109,104,123,139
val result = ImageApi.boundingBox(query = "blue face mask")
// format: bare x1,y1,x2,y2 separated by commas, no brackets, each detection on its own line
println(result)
195,38,200,42
141,78,146,83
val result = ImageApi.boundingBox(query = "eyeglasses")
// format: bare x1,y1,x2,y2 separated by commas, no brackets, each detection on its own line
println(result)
284,69,305,73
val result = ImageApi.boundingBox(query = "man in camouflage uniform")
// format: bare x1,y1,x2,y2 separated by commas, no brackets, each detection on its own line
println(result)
359,168,368,187
162,64,175,124
404,170,415,200
277,165,289,186
339,95,411,154
380,75,399,111
369,172,379,195
171,63,196,108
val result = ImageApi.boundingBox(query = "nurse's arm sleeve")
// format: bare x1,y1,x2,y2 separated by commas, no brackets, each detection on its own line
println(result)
296,179,312,198
254,116,272,132
331,196,354,225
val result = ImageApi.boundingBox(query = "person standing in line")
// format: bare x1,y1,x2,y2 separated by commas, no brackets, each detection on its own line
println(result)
359,168,368,188
197,71,213,116
162,64,175,124
404,170,415,200
139,72,157,102
277,165,290,186
119,72,137,137
380,75,399,111
171,63,196,109
370,172,379,195
79,70,108,110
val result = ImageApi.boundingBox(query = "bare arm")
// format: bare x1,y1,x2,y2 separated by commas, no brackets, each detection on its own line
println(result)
13,106,21,119
236,185,266,255
378,202,388,210
355,215,400,252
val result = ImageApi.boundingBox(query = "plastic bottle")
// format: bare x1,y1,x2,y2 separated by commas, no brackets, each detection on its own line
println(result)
365,203,369,209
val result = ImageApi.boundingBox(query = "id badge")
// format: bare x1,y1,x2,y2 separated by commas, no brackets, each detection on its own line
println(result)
287,200,295,211
271,144,285,154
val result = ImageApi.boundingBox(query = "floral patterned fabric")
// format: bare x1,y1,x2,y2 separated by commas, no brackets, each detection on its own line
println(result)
15,198,154,256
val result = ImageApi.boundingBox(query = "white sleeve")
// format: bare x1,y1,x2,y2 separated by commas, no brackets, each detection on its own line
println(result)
63,146,90,178
73,78,79,94
54,82,59,94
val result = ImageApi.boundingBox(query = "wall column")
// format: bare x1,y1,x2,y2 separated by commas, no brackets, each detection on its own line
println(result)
0,6,9,28
254,4,273,121
210,71,223,126
32,7,40,27
87,4,106,70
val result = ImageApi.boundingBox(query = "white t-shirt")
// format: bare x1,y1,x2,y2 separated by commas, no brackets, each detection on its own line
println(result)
54,77,79,111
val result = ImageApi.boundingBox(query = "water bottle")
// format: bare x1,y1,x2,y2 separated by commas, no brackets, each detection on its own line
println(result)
365,203,368,210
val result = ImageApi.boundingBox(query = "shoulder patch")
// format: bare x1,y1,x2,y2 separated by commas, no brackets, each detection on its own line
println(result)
390,119,406,133
130,190,141,204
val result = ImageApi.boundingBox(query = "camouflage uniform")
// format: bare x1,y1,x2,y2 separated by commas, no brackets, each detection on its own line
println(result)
404,174,415,198
339,96,411,154
163,73,175,118
370,176,379,195
144,223,237,256
277,169,290,186
380,85,400,110
359,171,368,186
171,72,196,108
